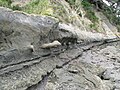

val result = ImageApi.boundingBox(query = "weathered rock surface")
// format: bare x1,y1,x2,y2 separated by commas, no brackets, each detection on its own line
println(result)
81,41,120,90
0,7,120,90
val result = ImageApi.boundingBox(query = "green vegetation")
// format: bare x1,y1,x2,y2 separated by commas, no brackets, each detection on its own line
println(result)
89,23,98,31
0,0,52,15
81,0,98,23
22,0,51,15
81,0,99,31
0,0,12,8
85,10,98,23
102,5,120,32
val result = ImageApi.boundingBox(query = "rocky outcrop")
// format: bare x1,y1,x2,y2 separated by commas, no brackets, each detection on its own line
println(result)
0,7,120,90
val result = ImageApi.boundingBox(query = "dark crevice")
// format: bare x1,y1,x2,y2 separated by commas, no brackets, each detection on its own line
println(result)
68,70,78,74
0,56,42,70
56,65,63,69
26,70,54,90
0,46,67,72
0,48,68,75
97,70,106,80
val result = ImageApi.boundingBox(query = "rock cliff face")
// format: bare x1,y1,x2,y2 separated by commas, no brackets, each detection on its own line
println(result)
0,7,120,90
